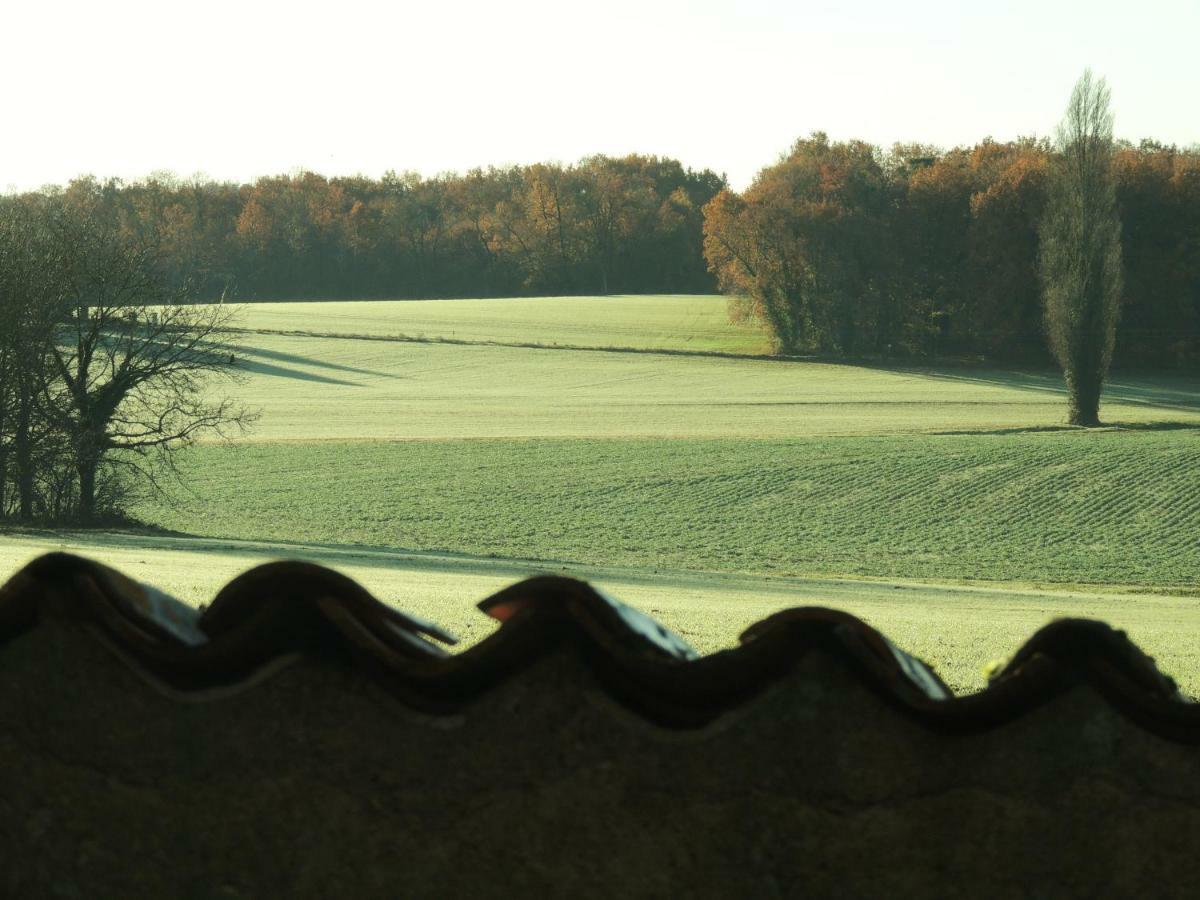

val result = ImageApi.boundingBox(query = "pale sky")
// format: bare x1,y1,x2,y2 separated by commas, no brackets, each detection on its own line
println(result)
2,0,1196,193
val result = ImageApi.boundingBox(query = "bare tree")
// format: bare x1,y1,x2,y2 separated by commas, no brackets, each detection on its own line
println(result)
40,214,253,522
1039,69,1123,426
0,202,71,520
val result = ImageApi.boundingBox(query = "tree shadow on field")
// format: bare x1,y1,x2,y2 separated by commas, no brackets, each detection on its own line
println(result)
5,529,547,583
1102,420,1200,432
932,420,1200,437
842,361,1200,416
233,357,361,386
231,343,401,381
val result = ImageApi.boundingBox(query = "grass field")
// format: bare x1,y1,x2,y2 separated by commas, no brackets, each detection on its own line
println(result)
4,294,1199,695
221,334,1198,441
233,294,773,355
137,432,1199,588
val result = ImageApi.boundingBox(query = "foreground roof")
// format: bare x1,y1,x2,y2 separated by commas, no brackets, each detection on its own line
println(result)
2,552,1199,896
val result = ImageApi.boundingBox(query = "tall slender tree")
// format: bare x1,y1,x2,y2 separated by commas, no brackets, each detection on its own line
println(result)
1039,70,1123,426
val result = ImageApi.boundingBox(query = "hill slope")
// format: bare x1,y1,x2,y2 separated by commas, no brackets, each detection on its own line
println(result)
139,430,1200,589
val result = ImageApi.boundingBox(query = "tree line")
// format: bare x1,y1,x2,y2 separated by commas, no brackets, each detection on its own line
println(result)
7,137,1194,371
12,155,725,302
704,134,1199,368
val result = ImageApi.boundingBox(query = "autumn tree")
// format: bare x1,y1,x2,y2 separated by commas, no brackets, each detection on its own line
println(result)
890,147,974,355
704,186,806,351
234,173,354,297
1039,71,1123,426
704,134,893,354
966,140,1051,358
1113,142,1200,365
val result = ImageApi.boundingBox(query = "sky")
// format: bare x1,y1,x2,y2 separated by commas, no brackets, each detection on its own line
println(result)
2,0,1197,193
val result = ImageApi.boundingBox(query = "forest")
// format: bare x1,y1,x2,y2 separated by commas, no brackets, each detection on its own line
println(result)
11,157,726,302
706,135,1200,366
2,138,1198,369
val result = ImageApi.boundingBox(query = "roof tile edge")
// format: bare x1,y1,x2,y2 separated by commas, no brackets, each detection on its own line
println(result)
2,552,1197,739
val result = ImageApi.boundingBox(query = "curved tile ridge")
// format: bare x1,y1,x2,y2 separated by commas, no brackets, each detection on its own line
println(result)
0,553,458,693
0,552,1197,739
737,607,1195,740
479,576,699,661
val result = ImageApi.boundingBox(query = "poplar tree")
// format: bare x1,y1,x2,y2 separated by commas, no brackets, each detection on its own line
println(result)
1039,70,1123,426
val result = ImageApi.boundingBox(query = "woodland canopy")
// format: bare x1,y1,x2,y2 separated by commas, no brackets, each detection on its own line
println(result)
704,135,1200,367
3,140,1198,367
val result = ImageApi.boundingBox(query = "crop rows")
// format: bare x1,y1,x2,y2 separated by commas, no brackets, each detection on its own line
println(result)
136,430,1200,589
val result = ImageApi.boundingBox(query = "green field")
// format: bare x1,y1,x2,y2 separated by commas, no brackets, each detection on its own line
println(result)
4,294,1199,695
138,433,1199,588
233,294,774,355
220,337,1197,442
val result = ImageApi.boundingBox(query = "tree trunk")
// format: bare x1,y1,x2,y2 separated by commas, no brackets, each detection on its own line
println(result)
1066,370,1102,426
73,419,104,523
15,380,34,521
0,392,7,518
77,458,97,524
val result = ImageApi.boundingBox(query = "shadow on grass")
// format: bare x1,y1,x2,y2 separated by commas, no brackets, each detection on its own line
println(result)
2,526,545,583
195,336,401,385
837,360,1200,416
233,357,360,386
10,527,1198,608
931,420,1200,436
1103,420,1200,432
6,525,781,593
232,342,401,380
218,324,1200,419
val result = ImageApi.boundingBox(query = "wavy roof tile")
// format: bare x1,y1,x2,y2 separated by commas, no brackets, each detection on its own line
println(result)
1,552,1192,737
3,552,1200,896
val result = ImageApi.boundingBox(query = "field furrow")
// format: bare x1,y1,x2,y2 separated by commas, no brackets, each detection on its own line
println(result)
132,431,1200,590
